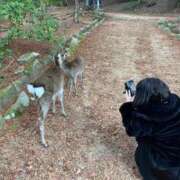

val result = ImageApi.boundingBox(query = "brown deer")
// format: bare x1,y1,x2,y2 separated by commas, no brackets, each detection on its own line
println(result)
27,57,67,148
54,51,84,95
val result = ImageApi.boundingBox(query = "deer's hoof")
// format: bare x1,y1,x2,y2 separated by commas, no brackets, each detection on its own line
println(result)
41,142,49,148
62,112,67,118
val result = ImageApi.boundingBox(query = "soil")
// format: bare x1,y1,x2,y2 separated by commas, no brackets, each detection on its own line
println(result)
0,12,180,180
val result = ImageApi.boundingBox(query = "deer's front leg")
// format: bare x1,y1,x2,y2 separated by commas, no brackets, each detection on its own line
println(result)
39,99,50,148
58,88,67,117
73,77,77,95
68,78,73,96
52,93,58,114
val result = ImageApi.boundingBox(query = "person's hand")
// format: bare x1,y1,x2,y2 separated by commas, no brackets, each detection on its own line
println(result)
125,90,134,102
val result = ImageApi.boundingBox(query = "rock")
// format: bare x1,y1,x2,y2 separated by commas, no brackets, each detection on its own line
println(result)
171,25,180,34
16,91,30,107
14,66,25,75
71,37,79,47
0,91,30,127
0,80,22,112
17,52,40,64
6,91,30,115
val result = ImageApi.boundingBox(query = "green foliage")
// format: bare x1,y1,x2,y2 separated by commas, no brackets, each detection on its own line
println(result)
0,0,35,27
158,20,177,32
32,15,59,41
0,0,60,65
0,0,59,40
158,18,180,40
0,37,12,64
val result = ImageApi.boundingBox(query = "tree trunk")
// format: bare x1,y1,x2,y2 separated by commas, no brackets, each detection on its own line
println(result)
96,0,100,9
85,0,89,6
74,0,80,23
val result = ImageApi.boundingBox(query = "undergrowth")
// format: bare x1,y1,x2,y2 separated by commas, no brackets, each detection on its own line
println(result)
0,0,62,65
158,17,180,40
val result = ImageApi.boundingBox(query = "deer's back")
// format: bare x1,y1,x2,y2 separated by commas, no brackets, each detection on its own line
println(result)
33,67,64,94
65,56,84,73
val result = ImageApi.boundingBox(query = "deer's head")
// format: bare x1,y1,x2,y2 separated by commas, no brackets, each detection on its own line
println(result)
54,49,68,67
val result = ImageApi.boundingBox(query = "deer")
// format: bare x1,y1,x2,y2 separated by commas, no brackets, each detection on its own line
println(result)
26,50,84,148
54,50,84,95
26,57,67,148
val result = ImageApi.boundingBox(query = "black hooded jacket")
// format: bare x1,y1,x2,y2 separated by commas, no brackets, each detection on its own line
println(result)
119,93,180,180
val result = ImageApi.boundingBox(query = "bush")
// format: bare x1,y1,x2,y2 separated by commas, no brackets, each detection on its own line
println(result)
32,15,59,41
0,0,60,64
0,0,35,27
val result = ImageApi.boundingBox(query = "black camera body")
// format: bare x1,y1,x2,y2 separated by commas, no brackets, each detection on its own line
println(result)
124,80,136,97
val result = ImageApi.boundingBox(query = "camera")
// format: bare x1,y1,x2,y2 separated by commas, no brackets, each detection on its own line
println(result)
124,80,136,97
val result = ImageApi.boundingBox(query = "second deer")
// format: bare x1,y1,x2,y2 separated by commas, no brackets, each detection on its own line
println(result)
54,51,84,95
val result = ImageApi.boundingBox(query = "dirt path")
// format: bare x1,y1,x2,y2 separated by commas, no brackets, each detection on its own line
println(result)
0,13,180,180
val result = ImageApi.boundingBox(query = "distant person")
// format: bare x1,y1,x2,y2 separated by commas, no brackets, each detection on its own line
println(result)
119,78,180,180
94,0,102,9
86,0,102,9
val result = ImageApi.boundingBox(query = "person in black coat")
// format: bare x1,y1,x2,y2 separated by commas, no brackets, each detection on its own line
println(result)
119,78,180,180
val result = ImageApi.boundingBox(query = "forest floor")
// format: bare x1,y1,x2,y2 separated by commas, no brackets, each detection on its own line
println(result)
0,10,180,180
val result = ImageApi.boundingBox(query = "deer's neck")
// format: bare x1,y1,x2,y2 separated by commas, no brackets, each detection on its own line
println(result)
59,60,70,76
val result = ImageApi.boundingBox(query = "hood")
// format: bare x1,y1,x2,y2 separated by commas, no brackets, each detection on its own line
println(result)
133,94,180,123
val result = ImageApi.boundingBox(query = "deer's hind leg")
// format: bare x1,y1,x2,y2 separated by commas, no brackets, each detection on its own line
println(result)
79,72,84,86
39,96,51,147
57,75,67,117
73,76,78,95
68,78,74,96
52,93,58,114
